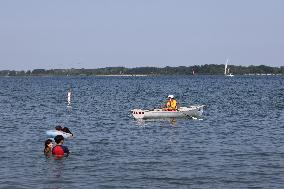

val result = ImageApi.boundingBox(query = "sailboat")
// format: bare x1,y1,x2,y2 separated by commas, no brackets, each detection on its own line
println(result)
224,59,234,77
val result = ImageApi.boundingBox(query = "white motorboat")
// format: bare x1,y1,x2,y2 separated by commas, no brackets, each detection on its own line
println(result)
131,105,205,119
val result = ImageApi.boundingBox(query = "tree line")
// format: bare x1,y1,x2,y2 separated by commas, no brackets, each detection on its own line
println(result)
0,64,283,76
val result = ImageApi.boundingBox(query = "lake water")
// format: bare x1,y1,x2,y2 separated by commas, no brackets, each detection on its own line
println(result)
0,76,283,189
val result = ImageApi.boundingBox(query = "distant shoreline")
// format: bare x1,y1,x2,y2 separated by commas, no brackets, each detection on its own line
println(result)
0,64,283,76
0,74,283,77
97,74,148,77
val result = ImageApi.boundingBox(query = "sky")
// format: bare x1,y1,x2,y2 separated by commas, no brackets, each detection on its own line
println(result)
0,0,283,70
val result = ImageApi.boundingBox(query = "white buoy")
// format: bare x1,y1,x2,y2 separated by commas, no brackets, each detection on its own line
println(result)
67,89,72,106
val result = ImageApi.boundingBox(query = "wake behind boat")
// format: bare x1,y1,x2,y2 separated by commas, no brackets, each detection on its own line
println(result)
131,105,205,119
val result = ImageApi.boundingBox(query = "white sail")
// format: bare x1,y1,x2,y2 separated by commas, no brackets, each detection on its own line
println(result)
224,59,229,75
225,59,234,77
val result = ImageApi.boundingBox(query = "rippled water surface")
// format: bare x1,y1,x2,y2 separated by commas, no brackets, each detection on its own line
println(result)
0,76,283,189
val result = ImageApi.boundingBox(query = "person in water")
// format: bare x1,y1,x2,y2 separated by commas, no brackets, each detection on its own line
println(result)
44,139,53,156
55,125,63,131
164,95,178,111
55,125,73,136
62,127,73,135
52,135,70,157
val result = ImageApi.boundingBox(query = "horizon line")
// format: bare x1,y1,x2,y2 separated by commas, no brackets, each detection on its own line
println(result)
0,64,283,72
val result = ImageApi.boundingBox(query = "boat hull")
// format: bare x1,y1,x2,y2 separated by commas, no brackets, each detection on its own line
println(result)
131,105,204,119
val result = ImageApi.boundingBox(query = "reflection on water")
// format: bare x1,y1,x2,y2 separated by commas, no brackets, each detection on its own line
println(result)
169,118,177,126
51,159,66,178
133,118,179,127
133,117,202,127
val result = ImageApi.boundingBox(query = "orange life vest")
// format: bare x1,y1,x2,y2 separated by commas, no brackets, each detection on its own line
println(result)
166,99,177,110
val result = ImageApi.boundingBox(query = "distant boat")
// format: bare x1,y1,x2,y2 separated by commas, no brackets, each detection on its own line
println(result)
224,59,234,77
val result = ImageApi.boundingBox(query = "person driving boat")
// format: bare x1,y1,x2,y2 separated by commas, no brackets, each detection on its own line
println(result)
164,95,177,111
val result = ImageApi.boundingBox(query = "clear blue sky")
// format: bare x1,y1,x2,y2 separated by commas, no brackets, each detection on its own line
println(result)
0,0,283,70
